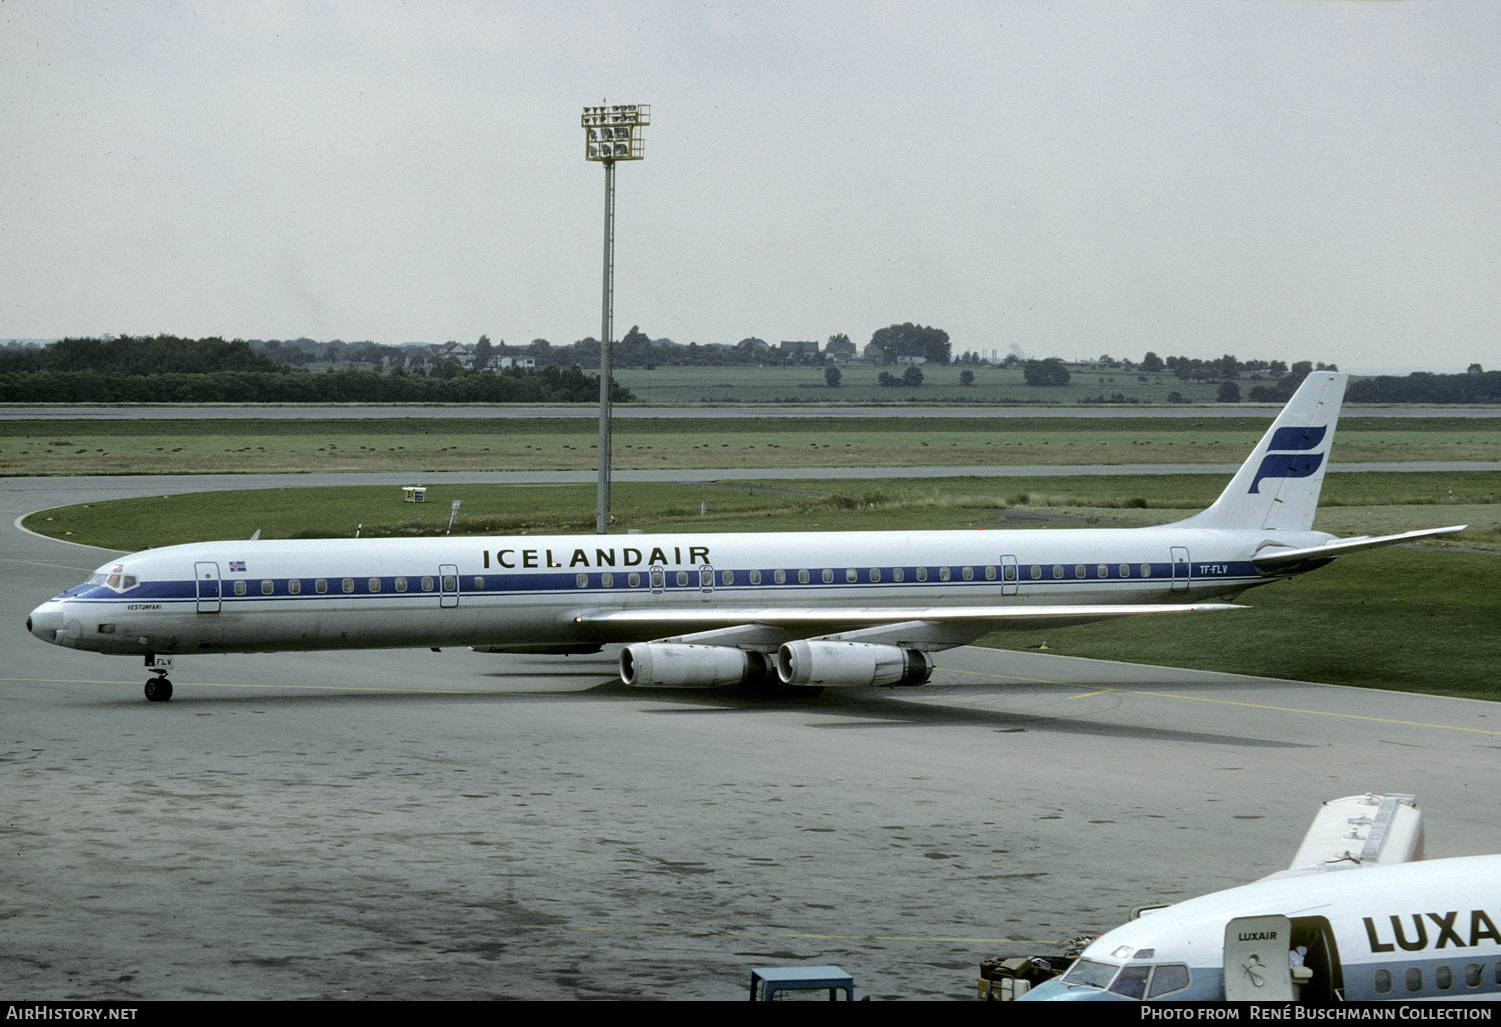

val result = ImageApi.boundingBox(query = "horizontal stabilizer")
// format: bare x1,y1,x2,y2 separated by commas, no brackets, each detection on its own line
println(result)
1261,794,1423,881
1252,525,1466,572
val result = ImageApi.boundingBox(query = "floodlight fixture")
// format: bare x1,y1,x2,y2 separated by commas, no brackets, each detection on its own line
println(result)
582,103,649,534
582,104,649,161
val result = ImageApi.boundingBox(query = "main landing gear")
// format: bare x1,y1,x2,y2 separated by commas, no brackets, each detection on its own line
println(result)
144,653,174,702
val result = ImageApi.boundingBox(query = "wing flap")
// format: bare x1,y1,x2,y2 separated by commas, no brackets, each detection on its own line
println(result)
573,602,1242,643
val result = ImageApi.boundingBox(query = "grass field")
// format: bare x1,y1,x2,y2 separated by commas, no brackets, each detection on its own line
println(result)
4,414,1498,476
22,471,1500,549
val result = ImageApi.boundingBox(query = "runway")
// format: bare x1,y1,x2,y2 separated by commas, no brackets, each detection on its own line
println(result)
4,475,1498,1000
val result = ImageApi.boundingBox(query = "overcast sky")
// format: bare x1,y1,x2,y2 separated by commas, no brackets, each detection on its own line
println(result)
4,1,1497,373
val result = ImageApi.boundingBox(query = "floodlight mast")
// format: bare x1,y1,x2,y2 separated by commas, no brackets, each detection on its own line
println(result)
582,103,649,534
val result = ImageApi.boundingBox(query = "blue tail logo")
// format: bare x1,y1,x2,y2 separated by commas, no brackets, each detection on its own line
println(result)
1249,425,1327,494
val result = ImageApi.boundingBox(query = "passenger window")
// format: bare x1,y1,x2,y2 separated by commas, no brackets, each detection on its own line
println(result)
676,570,688,586
422,577,434,591
798,569,810,584
368,578,381,592
1120,563,1131,578
845,568,857,583
342,578,354,593
473,577,484,590
750,570,761,585
1436,966,1452,990
576,574,588,588
774,569,786,584
628,572,640,588
1053,565,1064,579
1003,564,1016,581
1030,565,1041,579
1406,968,1422,992
442,575,457,592
985,566,996,580
1098,564,1109,578
1075,564,1086,578
650,568,665,589
722,570,734,585
1466,964,1482,988
288,579,301,594
315,579,328,594
962,566,973,581
869,568,880,582
1140,563,1151,578
262,579,274,595
1374,969,1391,995
893,567,904,582
939,567,951,582
233,580,247,595
822,569,834,583
602,572,614,587
394,577,406,592
916,567,928,582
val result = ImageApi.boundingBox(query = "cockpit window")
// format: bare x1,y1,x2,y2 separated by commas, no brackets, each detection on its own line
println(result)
88,564,138,592
1147,964,1190,998
1060,958,1190,999
1061,958,1120,990
1109,964,1150,999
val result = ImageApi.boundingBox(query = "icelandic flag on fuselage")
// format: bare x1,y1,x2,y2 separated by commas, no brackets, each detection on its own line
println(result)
229,560,246,572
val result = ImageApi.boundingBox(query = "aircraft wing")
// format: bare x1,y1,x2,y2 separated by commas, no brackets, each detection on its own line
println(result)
1253,525,1466,573
574,602,1242,648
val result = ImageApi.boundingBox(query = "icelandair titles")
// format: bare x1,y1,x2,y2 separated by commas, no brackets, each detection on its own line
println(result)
482,545,710,571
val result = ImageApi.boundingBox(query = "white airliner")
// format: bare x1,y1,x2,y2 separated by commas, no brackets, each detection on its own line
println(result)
26,372,1463,701
1019,793,1501,1002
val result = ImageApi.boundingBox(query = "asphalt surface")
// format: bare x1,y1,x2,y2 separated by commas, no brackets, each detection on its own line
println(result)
4,474,1498,1001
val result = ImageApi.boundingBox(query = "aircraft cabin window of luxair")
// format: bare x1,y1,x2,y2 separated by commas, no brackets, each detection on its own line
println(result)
24,373,1467,703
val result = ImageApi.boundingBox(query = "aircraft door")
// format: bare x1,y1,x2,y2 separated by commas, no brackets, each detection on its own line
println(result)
1224,915,1293,1001
649,565,666,594
699,564,714,593
1171,546,1191,592
195,562,222,614
1001,555,1018,596
439,564,459,608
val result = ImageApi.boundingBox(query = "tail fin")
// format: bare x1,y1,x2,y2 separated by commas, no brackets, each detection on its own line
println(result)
1178,372,1346,532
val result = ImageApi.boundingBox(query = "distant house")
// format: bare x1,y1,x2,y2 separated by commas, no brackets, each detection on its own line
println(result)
895,354,927,366
497,356,536,369
430,342,474,367
778,340,820,359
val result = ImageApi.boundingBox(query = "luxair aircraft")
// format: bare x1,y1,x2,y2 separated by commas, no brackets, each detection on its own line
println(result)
26,372,1463,701
1020,793,1501,1002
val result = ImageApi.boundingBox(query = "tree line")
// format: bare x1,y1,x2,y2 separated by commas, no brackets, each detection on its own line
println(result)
0,337,631,404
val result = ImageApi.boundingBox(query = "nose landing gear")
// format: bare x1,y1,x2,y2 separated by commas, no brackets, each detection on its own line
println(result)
144,654,174,702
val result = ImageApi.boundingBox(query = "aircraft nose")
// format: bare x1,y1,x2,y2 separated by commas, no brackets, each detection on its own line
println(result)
28,604,64,645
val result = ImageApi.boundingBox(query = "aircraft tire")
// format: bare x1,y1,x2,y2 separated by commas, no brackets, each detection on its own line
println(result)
145,679,173,702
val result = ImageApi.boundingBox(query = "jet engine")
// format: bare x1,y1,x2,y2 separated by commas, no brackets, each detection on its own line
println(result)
776,640,934,688
620,643,770,688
